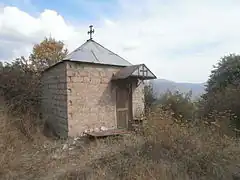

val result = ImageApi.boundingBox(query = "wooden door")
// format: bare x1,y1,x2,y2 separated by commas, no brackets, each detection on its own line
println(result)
116,82,132,129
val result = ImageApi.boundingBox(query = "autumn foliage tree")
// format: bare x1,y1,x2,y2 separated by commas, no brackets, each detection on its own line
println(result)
30,37,68,72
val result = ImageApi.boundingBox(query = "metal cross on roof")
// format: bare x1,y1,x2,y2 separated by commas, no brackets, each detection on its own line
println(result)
87,25,95,40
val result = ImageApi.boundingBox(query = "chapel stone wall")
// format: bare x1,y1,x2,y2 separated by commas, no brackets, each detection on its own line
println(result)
66,62,121,137
41,62,68,137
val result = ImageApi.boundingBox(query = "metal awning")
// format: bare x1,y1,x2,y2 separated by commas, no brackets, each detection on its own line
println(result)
112,64,157,80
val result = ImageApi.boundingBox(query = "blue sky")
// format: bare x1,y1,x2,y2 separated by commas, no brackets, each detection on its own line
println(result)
1,0,120,21
34,0,120,21
0,0,240,82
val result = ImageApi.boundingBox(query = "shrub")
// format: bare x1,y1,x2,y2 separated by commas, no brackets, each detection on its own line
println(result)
0,57,40,116
0,37,68,138
0,58,41,138
144,82,157,113
156,90,196,122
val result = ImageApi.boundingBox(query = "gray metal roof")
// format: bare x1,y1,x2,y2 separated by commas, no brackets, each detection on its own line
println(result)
64,39,132,66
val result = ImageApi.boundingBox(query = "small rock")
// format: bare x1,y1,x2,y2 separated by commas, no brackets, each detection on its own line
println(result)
62,144,68,150
69,147,74,151
74,137,81,141
52,154,61,160
94,127,100,132
84,129,88,133
100,126,108,131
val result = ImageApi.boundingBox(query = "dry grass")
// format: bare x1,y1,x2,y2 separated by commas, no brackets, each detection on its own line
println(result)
0,105,240,180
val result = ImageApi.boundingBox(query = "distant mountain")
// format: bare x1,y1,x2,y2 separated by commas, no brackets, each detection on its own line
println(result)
150,79,206,99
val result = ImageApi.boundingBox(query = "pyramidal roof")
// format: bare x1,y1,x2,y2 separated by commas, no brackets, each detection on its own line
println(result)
64,39,132,67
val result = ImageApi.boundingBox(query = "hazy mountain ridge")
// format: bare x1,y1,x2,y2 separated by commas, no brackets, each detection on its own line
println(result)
151,79,206,99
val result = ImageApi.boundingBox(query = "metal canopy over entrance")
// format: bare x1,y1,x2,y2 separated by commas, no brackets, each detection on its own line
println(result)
112,64,157,81
113,64,156,130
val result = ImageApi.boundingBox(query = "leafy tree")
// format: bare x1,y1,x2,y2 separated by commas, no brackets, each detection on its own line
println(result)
157,90,195,121
144,82,157,112
205,54,240,94
201,54,240,128
29,37,68,72
0,61,3,69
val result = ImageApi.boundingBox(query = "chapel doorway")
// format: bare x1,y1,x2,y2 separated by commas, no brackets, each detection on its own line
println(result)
116,81,132,129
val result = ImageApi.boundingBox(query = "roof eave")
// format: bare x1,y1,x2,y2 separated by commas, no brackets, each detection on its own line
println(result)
42,59,129,74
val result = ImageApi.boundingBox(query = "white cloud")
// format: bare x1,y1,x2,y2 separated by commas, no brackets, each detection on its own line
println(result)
0,1,240,82
0,6,83,61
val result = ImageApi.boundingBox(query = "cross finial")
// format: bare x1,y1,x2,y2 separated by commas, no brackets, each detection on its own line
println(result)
87,25,94,40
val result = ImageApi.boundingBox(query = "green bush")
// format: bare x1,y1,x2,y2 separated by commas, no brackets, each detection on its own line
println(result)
200,54,240,128
144,82,157,113
156,90,195,122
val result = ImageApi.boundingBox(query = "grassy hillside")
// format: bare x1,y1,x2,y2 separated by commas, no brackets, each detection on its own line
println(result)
1,104,239,180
